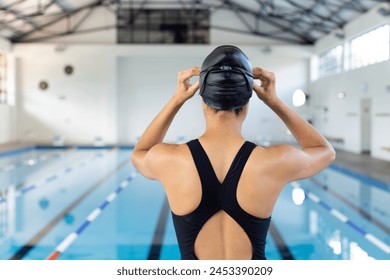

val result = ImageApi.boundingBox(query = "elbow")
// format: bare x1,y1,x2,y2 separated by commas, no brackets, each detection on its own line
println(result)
130,154,136,167
130,150,157,180
130,151,141,170
327,145,336,164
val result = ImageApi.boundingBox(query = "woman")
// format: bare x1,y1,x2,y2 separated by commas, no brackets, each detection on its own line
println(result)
131,45,335,260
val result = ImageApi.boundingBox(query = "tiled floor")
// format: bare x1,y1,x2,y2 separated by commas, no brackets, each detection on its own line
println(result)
333,149,390,184
0,142,32,154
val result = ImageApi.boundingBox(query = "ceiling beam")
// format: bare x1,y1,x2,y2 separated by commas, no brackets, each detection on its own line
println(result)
52,0,72,13
1,0,27,10
2,0,386,45
0,4,39,28
219,0,314,44
209,24,303,44
19,24,117,43
11,0,103,42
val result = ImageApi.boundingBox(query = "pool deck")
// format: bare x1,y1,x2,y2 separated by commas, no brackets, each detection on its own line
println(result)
0,142,31,153
334,149,390,185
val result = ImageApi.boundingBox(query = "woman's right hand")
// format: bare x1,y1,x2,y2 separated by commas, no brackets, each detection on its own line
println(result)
252,67,278,105
173,67,200,104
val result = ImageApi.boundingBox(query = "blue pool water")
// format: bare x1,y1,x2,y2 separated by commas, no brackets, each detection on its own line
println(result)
0,147,389,260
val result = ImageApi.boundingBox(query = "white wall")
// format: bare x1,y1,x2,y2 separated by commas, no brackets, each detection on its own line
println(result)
242,47,311,143
13,44,117,145
0,105,12,144
0,37,15,145
117,54,205,144
0,37,11,52
13,44,311,145
310,3,390,160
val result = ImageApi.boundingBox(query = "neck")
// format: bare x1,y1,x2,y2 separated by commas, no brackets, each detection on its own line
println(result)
202,113,244,142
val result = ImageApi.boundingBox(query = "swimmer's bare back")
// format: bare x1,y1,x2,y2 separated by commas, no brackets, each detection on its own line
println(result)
132,67,335,259
143,139,291,259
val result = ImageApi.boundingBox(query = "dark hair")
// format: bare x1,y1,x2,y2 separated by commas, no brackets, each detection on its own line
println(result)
212,106,245,116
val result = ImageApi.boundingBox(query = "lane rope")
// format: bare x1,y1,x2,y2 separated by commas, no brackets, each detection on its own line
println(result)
291,181,390,255
47,171,137,260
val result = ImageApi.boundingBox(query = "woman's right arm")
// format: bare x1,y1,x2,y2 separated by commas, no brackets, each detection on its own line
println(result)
252,67,336,182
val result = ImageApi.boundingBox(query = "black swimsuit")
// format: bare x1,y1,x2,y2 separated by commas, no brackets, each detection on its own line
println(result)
171,139,271,260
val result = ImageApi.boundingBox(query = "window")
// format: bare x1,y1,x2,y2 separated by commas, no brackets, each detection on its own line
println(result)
318,45,343,78
0,52,7,104
350,24,389,70
117,9,209,44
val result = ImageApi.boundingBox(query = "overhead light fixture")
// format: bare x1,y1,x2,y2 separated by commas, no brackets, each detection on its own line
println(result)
338,92,346,99
292,89,308,107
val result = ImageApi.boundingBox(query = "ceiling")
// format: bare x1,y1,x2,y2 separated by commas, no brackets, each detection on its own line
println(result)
0,0,389,44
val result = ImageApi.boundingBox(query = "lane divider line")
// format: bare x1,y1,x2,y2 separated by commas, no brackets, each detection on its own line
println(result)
309,176,390,235
9,158,132,260
269,222,295,260
291,182,390,255
47,172,137,260
147,197,170,260
330,209,348,223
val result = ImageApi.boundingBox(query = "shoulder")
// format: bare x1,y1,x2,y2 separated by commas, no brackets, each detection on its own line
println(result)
145,142,192,175
249,144,307,182
147,142,190,159
251,144,301,160
132,143,185,180
132,142,193,181
148,143,181,155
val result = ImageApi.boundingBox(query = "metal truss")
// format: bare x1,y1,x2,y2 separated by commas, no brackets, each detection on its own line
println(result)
0,0,389,44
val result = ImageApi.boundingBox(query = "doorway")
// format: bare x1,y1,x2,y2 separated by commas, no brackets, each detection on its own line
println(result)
361,98,372,154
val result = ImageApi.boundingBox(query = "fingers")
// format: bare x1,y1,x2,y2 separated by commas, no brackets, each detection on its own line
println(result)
252,82,262,91
178,67,200,83
174,68,200,102
252,67,262,79
188,81,200,94
253,67,272,78
252,67,275,83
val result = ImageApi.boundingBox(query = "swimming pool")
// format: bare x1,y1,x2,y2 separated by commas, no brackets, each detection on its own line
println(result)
0,147,389,260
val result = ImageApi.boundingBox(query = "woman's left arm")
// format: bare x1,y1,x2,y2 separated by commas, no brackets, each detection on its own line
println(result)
131,67,200,180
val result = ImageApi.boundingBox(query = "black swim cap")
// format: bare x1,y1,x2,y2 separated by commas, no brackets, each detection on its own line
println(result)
199,45,253,110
